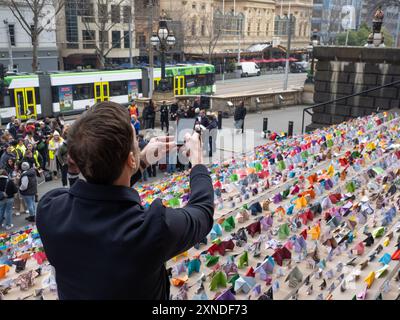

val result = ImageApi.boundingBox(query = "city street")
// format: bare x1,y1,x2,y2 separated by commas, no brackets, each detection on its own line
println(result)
215,73,308,95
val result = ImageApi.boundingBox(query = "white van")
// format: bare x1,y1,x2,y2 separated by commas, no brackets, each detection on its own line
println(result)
236,62,261,77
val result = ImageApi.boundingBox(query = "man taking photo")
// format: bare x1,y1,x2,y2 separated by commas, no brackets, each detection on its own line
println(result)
37,101,214,300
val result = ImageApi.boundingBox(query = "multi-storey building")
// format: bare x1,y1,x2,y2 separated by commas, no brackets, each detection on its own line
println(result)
57,0,139,70
0,3,58,72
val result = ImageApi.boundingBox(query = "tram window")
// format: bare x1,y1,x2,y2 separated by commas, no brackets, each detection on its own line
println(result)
73,84,94,100
26,90,33,103
109,81,128,96
52,87,59,103
186,76,196,88
35,88,40,104
196,75,207,86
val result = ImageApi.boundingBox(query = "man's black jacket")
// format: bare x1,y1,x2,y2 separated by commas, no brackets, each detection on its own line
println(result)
37,165,214,300
234,105,247,121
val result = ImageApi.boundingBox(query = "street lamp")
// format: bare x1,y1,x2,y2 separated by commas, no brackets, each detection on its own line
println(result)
152,19,176,93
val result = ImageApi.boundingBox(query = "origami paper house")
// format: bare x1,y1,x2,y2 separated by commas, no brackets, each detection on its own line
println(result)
258,287,273,300
309,224,321,240
294,236,307,254
354,242,365,255
272,247,292,266
363,234,375,247
236,210,249,223
221,216,235,232
255,256,275,276
206,255,220,267
192,292,208,300
260,216,273,230
375,265,389,278
364,271,375,289
171,275,189,287
372,227,385,238
300,229,308,240
210,271,227,291
234,276,256,294
215,289,236,300
379,253,391,265
0,264,10,279
391,249,400,260
323,237,338,249
285,266,303,288
252,284,262,296
249,202,263,215
210,224,223,240
278,223,290,240
238,251,249,269
356,287,367,300
188,259,201,277
246,221,261,238
273,193,282,204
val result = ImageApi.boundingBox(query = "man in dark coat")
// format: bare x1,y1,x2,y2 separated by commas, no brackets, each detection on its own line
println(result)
37,102,214,300
234,100,247,134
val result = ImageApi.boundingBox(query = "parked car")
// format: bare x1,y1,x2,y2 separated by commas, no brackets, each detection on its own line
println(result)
290,63,307,73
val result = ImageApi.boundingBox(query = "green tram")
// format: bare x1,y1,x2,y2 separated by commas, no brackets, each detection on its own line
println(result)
0,63,216,122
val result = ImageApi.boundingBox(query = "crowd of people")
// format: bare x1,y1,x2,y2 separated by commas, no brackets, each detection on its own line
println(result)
0,115,78,230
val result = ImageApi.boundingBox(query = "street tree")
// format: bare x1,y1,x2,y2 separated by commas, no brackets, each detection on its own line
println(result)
337,22,394,47
6,0,65,72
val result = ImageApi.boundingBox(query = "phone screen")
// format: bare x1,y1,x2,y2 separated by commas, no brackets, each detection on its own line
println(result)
175,118,196,145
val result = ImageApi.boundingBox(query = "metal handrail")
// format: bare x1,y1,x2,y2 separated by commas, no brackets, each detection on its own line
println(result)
301,79,400,133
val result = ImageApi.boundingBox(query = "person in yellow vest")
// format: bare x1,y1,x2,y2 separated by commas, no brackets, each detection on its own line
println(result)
15,138,26,161
48,131,64,180
26,143,43,170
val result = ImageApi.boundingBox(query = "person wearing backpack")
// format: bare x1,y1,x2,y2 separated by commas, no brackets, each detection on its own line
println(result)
0,169,18,230
19,162,38,223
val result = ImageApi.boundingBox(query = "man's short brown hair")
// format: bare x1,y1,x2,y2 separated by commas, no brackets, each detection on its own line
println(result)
68,101,134,185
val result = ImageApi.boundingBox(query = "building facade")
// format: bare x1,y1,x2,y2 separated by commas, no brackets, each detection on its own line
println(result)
275,0,313,50
160,0,312,61
312,0,364,45
57,0,139,70
0,3,58,73
134,0,184,63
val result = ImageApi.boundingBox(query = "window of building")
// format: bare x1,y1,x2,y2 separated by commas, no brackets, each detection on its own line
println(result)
138,34,146,48
109,81,128,96
192,3,196,9
8,24,16,46
111,5,120,23
266,23,269,36
201,22,205,36
81,2,94,22
247,23,251,36
124,31,130,48
257,22,260,36
201,3,205,10
73,84,94,101
123,6,131,23
191,19,196,36
99,4,108,23
99,30,109,47
82,30,96,49
112,30,121,48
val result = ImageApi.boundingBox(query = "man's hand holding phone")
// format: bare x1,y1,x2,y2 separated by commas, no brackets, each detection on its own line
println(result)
182,131,203,166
